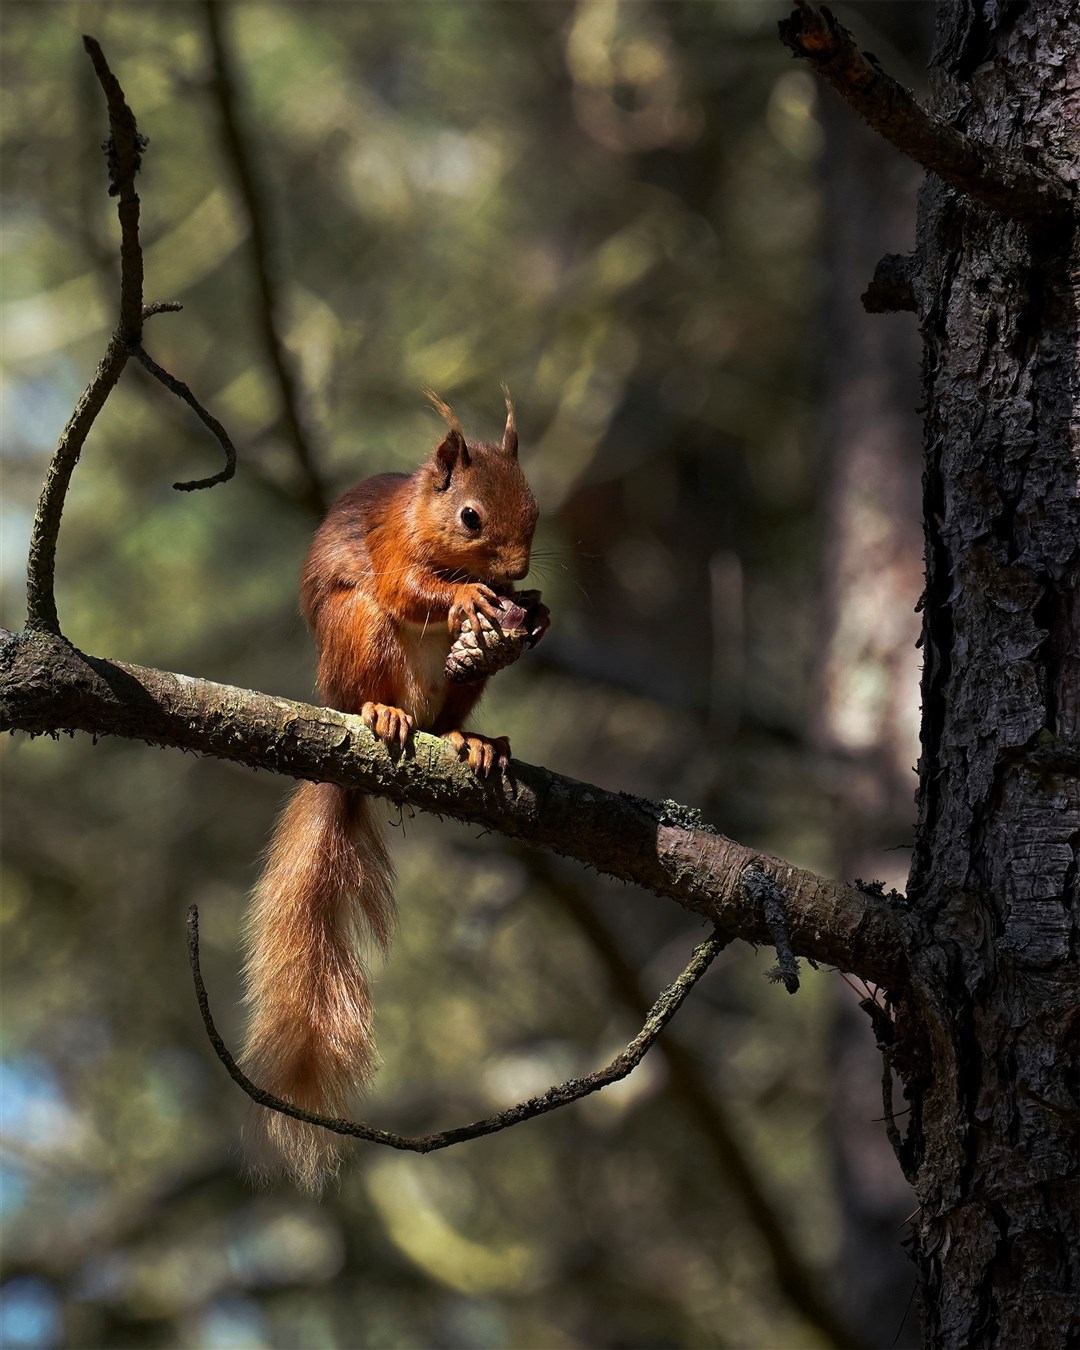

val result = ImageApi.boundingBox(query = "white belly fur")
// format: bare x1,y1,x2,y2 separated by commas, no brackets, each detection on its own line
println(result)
398,618,453,729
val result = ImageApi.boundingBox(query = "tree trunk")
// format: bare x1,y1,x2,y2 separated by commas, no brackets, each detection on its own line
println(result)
900,2,1079,1345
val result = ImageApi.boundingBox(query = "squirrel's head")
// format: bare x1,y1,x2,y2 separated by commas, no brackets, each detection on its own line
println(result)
415,390,538,587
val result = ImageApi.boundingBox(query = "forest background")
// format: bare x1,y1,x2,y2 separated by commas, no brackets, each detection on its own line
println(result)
2,3,934,1347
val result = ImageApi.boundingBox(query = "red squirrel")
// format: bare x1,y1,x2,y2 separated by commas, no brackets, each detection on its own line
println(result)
241,392,546,1192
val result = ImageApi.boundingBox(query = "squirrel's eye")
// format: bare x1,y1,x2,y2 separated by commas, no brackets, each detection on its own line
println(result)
460,507,482,532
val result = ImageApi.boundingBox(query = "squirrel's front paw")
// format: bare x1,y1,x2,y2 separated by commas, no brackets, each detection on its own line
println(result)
444,730,511,777
448,583,501,635
361,702,414,749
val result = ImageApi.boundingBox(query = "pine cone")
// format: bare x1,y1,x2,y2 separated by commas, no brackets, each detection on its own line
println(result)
445,590,544,684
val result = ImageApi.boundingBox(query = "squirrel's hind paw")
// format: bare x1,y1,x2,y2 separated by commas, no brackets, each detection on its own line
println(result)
444,730,511,777
360,702,414,749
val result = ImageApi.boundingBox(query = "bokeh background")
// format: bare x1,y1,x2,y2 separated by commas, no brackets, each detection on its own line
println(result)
2,3,933,1347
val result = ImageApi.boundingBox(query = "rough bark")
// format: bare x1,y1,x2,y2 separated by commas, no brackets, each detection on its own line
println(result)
787,2,1079,1343
898,3,1080,1346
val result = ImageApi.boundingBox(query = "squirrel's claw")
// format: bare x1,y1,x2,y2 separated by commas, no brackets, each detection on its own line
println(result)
444,730,511,777
449,583,502,635
361,701,414,749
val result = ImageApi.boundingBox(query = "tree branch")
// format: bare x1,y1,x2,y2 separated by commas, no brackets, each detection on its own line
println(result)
861,253,917,315
25,38,235,637
779,3,1075,226
187,904,728,1154
25,37,144,636
0,629,908,988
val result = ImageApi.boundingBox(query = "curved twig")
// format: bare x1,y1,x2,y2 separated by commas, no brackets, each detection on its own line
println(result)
24,39,237,635
25,38,145,635
135,347,237,491
143,299,185,320
526,849,860,1350
187,904,728,1153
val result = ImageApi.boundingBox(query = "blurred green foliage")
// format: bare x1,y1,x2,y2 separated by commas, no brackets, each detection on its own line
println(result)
2,3,920,1347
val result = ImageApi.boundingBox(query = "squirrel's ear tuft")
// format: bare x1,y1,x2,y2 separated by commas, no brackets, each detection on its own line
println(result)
433,432,468,489
501,385,518,458
424,389,470,489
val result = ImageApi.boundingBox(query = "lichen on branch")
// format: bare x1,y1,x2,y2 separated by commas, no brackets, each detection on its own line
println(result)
0,629,909,989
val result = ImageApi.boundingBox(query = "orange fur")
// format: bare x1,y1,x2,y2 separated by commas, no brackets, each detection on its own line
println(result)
240,401,540,1192
242,782,392,1192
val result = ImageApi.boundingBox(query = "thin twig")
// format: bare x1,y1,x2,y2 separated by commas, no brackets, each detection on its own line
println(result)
202,0,327,515
856,993,918,1184
143,299,184,320
880,1047,904,1161
744,867,801,993
187,904,727,1154
779,3,1074,226
135,347,237,490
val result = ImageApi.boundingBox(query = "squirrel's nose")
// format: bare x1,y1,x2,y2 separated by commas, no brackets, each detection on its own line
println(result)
506,561,529,582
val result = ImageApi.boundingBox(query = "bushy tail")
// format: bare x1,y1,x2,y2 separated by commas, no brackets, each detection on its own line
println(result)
240,781,394,1193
